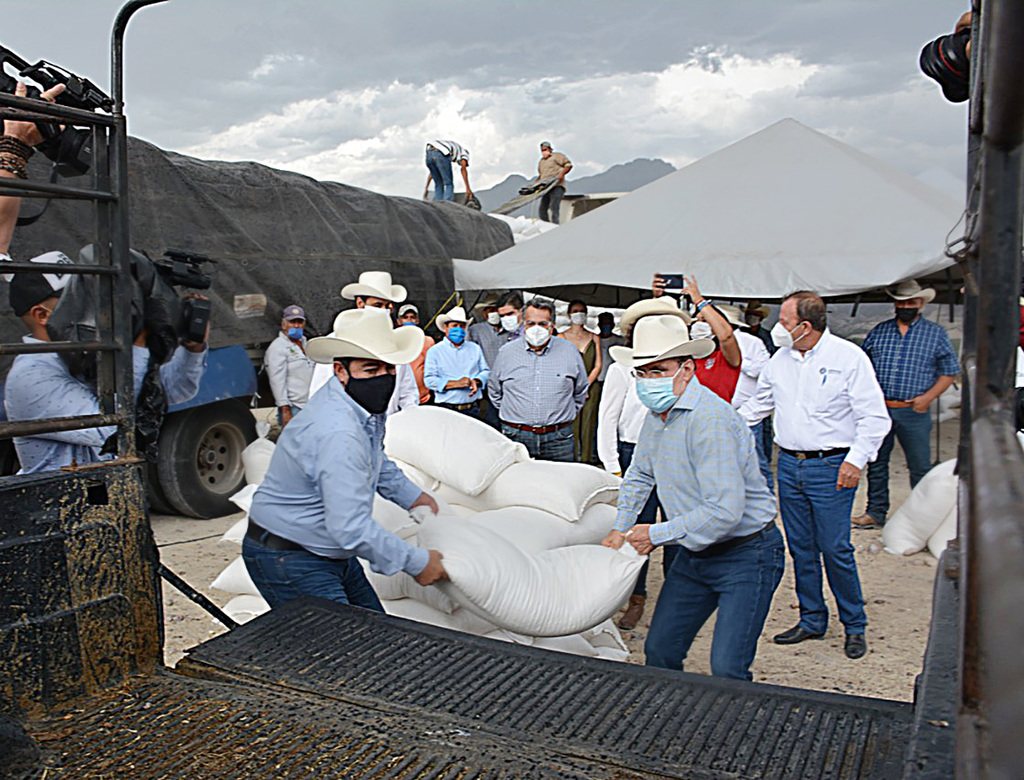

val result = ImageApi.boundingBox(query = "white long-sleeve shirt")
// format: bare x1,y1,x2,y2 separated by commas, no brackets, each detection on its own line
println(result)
308,359,419,417
737,329,891,469
264,332,313,408
596,362,648,473
732,330,770,409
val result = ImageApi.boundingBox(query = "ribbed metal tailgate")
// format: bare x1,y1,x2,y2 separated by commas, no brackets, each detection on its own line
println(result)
173,597,913,779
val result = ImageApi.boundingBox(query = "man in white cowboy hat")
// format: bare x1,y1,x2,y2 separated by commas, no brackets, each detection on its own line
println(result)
488,297,588,462
424,306,489,418
601,314,782,681
244,307,447,611
308,270,420,414
598,298,689,631
738,291,890,661
854,279,959,529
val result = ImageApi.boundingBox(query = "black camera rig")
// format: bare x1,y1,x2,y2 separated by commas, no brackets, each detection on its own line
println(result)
0,44,113,177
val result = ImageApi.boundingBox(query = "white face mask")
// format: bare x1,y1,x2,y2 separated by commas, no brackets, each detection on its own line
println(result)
771,321,807,349
569,312,587,326
525,324,552,347
500,313,520,332
487,311,501,326
689,321,713,340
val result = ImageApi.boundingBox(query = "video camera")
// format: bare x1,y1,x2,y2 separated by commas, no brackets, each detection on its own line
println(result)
46,246,215,381
0,45,113,176
919,27,971,104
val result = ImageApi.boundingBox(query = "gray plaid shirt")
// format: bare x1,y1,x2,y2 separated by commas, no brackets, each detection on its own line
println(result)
488,336,588,426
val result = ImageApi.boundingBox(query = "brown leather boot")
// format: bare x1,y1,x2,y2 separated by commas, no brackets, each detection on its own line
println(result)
618,595,646,630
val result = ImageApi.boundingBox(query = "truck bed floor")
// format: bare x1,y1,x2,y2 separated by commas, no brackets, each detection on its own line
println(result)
26,597,913,778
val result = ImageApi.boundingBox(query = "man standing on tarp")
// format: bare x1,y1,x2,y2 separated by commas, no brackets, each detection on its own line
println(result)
535,141,572,224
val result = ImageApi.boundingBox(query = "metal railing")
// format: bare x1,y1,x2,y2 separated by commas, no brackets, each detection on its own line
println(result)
957,1,1024,776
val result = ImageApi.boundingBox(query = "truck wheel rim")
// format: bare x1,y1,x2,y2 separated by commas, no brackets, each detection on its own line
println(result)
196,423,247,495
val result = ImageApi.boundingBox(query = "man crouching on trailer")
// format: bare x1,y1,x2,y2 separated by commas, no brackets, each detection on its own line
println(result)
244,307,447,610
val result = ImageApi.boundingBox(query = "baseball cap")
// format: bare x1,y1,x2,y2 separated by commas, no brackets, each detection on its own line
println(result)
398,303,419,318
7,251,73,316
282,304,306,320
539,141,552,150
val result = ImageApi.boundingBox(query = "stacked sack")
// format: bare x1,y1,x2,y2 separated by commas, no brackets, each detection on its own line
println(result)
210,406,643,660
881,460,958,559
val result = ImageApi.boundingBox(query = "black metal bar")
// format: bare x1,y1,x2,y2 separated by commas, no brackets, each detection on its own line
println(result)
93,124,117,420
158,564,238,630
0,179,116,201
0,262,118,275
0,414,120,439
0,95,116,126
109,119,135,458
0,341,119,356
112,1,170,112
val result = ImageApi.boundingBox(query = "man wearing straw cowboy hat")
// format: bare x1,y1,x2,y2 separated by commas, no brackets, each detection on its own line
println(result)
308,270,420,415
245,307,447,611
601,314,782,681
854,279,959,529
424,305,490,418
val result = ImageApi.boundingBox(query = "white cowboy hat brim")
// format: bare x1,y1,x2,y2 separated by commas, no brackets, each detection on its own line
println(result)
610,338,714,368
887,284,936,303
340,281,408,303
306,326,424,365
436,306,470,330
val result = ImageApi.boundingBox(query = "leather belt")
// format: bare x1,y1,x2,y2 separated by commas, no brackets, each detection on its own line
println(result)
246,520,308,553
779,447,850,460
439,402,477,411
501,420,573,435
885,400,913,408
690,523,776,559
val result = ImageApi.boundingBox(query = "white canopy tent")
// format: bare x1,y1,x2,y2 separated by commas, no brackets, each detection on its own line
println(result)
456,119,964,306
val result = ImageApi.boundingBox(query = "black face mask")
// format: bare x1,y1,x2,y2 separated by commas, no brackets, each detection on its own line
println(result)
344,373,396,414
895,307,919,323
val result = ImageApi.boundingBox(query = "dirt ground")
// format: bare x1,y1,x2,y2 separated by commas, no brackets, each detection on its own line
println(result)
152,415,958,703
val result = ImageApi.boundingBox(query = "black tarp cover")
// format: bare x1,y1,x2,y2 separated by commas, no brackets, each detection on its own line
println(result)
5,138,513,348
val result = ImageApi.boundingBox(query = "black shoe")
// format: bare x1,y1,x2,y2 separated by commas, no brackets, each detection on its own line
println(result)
845,633,867,659
773,625,825,645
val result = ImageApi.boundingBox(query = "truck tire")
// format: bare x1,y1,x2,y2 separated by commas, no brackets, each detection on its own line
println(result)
156,401,256,519
146,462,177,516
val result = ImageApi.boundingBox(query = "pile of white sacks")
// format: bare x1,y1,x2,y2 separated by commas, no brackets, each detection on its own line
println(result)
487,213,559,244
882,433,1024,559
211,407,645,661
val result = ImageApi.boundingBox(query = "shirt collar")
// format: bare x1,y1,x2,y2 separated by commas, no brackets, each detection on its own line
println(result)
328,373,372,423
667,375,703,414
785,328,831,360
522,337,551,355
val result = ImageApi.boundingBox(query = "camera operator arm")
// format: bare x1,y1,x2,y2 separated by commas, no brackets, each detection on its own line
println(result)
0,81,65,254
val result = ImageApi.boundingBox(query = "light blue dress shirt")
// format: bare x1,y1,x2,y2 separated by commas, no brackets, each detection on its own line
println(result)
614,377,776,551
488,336,588,426
5,337,206,473
423,337,490,404
249,376,429,576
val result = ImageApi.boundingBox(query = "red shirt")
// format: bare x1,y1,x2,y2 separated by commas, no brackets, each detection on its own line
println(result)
694,350,741,403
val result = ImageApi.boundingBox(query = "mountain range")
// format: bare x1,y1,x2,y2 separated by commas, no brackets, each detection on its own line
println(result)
474,158,676,214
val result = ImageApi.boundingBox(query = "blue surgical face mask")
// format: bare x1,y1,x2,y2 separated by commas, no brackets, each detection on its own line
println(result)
635,368,682,412
448,325,466,345
287,326,304,340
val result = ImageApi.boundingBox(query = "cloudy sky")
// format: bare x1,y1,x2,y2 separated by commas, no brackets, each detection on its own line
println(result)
5,0,970,197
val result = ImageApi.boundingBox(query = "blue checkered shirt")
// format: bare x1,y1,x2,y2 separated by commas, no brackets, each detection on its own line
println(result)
614,378,776,551
488,336,588,426
861,317,959,401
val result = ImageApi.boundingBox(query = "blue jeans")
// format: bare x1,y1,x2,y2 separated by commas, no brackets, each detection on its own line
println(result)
645,525,785,680
242,534,384,612
539,185,565,223
750,417,775,494
480,397,500,430
777,452,866,635
618,441,678,597
501,422,574,462
865,406,932,521
426,148,454,201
